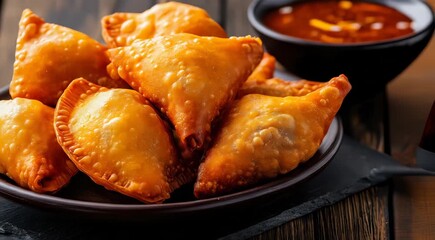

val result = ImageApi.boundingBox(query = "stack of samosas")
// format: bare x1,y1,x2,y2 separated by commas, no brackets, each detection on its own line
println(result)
0,2,351,203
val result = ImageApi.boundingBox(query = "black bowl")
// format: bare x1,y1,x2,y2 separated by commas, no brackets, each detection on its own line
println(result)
248,0,435,95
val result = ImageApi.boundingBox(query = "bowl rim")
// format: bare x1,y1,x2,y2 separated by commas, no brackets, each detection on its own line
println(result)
248,0,435,47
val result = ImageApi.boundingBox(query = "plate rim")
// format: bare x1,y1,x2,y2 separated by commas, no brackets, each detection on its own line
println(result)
0,86,9,99
0,89,343,216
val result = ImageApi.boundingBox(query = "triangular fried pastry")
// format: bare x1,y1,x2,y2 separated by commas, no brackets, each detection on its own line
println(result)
240,53,325,98
54,78,194,203
246,52,276,82
107,33,263,153
238,78,327,98
241,53,325,98
101,1,227,48
194,75,351,198
9,9,129,107
0,98,77,193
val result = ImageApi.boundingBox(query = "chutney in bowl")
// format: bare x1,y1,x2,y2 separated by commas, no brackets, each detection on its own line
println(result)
262,0,415,44
248,0,435,95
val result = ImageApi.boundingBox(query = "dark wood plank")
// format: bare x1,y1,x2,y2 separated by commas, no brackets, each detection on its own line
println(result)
393,176,435,239
388,0,435,234
250,186,389,240
224,0,256,36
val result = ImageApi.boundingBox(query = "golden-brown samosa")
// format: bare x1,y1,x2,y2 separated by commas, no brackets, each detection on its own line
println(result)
0,98,77,193
238,78,327,98
194,75,351,198
107,33,263,153
246,52,276,82
101,1,227,48
54,78,194,203
9,9,129,106
241,53,324,98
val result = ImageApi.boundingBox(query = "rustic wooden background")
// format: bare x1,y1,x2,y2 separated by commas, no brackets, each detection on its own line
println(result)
0,0,434,239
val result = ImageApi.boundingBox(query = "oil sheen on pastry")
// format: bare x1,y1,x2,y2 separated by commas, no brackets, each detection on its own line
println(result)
9,9,129,106
0,98,77,193
241,53,324,98
54,78,194,203
101,1,227,48
238,78,327,98
194,75,351,198
107,33,263,153
246,52,276,82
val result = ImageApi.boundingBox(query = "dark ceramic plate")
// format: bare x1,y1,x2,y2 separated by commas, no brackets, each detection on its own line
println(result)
0,87,342,221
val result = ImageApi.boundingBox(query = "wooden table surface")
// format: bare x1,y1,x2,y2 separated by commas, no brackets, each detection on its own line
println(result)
0,0,434,239
389,0,435,236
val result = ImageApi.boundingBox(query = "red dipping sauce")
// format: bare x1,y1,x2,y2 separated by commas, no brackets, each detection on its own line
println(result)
262,0,414,43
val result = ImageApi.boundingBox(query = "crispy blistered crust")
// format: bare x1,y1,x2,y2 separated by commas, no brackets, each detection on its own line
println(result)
0,98,77,193
241,52,326,98
194,75,351,198
101,2,227,48
9,9,129,106
101,12,138,48
246,52,276,82
54,78,194,203
238,78,327,98
106,33,263,154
